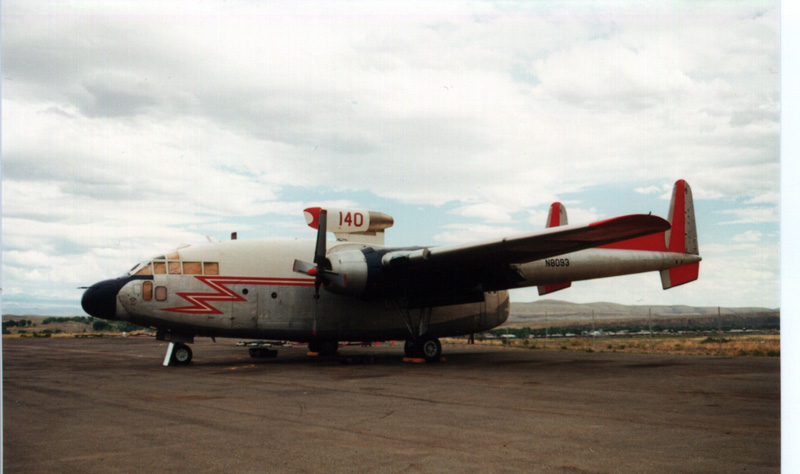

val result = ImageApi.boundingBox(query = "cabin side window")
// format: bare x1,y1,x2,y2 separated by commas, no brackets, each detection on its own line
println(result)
142,281,153,301
155,286,167,301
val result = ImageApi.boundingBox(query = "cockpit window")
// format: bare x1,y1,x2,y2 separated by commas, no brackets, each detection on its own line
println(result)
129,256,218,277
204,262,219,275
134,263,153,276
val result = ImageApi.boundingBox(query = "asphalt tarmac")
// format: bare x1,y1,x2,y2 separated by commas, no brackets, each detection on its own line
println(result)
3,337,779,473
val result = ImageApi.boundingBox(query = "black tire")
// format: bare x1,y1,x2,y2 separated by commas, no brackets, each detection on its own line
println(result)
419,337,442,362
249,347,278,359
309,340,338,356
171,343,192,365
319,341,339,356
308,340,321,353
403,340,419,358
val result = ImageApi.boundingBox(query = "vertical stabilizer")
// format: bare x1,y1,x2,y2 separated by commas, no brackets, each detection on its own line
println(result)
539,202,572,296
661,180,700,289
665,179,699,255
546,202,568,228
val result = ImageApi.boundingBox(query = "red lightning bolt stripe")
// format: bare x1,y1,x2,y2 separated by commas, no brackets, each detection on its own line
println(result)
162,275,314,315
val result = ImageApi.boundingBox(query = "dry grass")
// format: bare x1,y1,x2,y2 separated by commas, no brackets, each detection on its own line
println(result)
457,334,780,357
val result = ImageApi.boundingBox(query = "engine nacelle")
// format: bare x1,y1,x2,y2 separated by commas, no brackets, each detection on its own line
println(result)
324,248,370,297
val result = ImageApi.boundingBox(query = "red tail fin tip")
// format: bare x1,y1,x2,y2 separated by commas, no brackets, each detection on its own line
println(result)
546,202,568,228
666,180,699,255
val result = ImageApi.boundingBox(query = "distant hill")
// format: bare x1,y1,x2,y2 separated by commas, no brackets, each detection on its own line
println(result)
509,299,778,327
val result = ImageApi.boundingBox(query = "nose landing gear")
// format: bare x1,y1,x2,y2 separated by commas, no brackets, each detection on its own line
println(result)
163,342,193,366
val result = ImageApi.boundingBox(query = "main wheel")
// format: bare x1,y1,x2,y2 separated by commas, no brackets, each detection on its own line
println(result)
319,341,339,356
403,340,418,358
171,343,193,365
309,340,338,356
308,340,321,353
419,337,442,362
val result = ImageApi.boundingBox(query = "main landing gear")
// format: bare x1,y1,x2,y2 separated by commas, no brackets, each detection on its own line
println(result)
403,335,442,362
308,340,339,356
395,305,443,363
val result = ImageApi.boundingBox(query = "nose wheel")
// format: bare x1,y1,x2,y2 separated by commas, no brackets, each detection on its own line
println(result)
164,342,193,366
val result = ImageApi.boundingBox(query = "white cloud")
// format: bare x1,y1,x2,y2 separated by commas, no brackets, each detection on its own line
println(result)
450,203,513,223
433,224,522,245
731,230,764,243
635,186,665,195
0,0,781,312
719,206,780,225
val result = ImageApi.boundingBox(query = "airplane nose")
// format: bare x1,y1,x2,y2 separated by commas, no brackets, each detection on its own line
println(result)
81,278,128,319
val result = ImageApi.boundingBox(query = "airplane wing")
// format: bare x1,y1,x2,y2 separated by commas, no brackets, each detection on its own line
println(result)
346,214,673,307
381,214,670,269
303,211,671,308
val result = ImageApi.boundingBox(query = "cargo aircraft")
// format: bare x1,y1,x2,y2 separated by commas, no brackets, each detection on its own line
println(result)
81,180,701,365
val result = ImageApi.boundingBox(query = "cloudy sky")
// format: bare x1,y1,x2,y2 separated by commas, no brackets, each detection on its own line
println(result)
1,1,781,315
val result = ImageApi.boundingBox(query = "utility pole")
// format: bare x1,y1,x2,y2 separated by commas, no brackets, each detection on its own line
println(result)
718,306,722,354
592,310,596,351
649,308,653,352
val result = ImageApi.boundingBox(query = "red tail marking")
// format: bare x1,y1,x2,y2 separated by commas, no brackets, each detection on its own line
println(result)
599,180,690,253
664,262,700,288
548,203,563,227
668,179,687,253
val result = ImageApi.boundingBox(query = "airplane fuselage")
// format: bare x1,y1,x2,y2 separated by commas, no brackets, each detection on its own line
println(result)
96,239,510,342
93,238,699,342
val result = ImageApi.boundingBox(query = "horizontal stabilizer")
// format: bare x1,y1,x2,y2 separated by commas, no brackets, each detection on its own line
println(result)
538,282,571,296
660,262,700,289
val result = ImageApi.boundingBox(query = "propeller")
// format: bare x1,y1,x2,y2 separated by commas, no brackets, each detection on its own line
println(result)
293,209,345,298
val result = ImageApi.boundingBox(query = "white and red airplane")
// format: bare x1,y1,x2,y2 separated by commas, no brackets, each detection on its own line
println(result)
82,180,700,365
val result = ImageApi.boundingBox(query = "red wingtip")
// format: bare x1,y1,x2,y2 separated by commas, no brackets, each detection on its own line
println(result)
304,207,322,229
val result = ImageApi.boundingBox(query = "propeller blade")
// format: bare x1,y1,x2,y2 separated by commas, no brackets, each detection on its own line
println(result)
292,259,316,275
300,209,347,297
313,209,328,297
314,209,327,267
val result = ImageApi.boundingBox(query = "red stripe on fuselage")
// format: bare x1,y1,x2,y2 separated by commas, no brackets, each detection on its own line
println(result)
163,275,315,315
